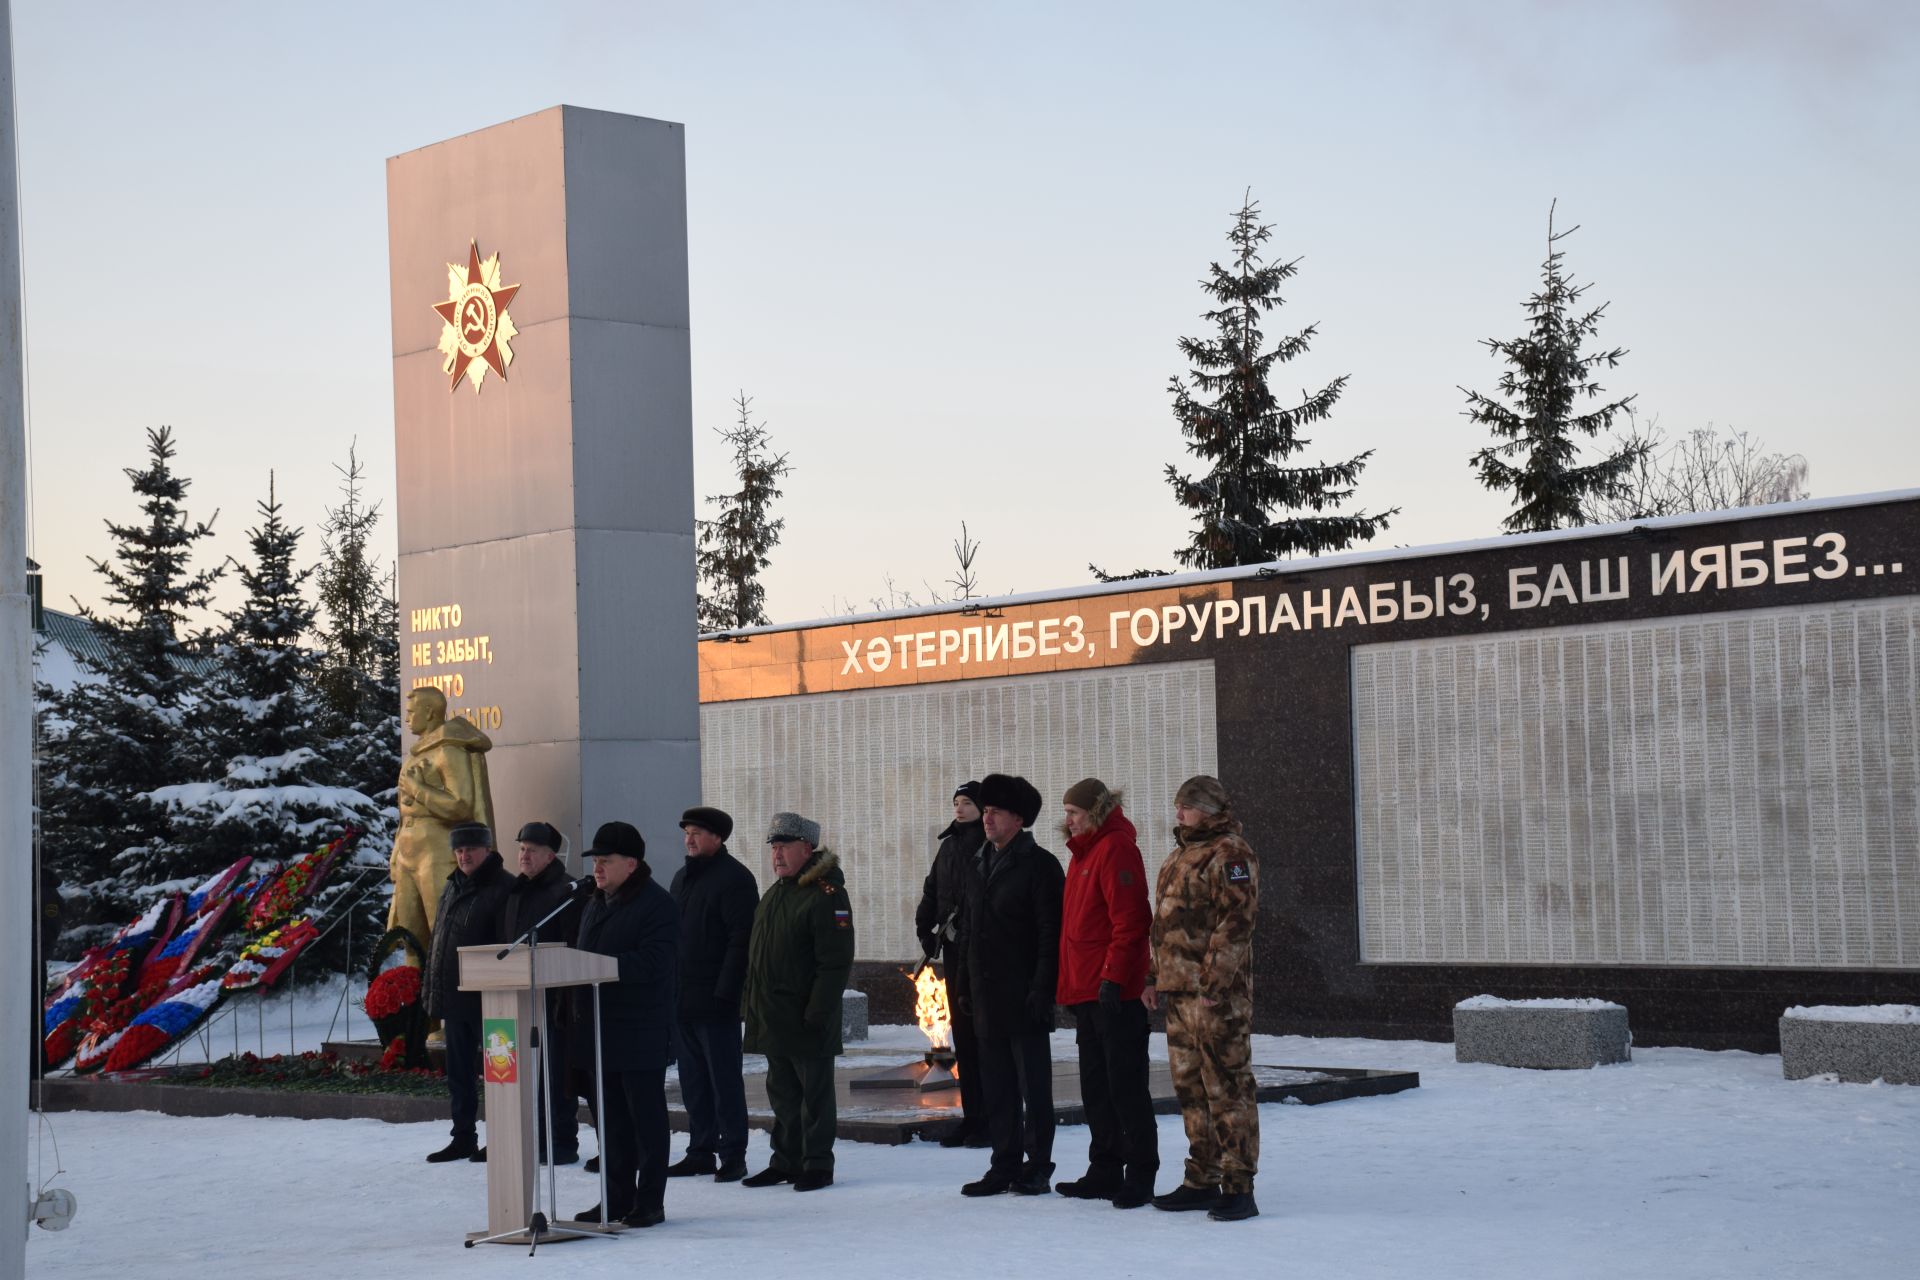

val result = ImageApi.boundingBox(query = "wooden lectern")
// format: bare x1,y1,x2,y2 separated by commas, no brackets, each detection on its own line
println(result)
457,942,618,1245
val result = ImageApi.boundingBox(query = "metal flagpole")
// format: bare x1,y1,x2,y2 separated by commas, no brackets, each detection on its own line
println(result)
0,0,44,1265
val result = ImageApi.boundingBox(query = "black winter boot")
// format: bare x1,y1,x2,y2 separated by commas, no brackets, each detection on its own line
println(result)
426,1134,479,1163
1011,1161,1054,1196
665,1152,717,1177
961,1169,1015,1197
1056,1170,1121,1200
1151,1182,1222,1212
1209,1188,1259,1221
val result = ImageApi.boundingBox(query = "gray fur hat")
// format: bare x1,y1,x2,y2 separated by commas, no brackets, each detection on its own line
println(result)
765,811,822,846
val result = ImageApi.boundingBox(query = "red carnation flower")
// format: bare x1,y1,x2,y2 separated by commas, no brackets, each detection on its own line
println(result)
363,965,422,1020
104,1024,171,1073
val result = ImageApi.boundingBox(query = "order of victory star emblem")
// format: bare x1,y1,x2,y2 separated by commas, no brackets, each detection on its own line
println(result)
432,240,521,393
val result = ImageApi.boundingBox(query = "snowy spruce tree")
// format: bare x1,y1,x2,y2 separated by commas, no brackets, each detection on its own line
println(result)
1165,192,1395,570
146,476,381,897
35,427,222,949
696,391,792,631
311,448,403,963
314,446,401,816
1463,204,1644,533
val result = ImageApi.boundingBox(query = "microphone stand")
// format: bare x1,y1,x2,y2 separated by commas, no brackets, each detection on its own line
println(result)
466,885,607,1253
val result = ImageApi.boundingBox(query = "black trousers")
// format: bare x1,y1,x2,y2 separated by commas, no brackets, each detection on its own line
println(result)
532,1003,579,1159
677,1016,749,1161
952,1006,984,1130
599,1065,669,1217
764,1052,837,1173
443,1013,481,1139
1071,1000,1159,1191
978,1029,1055,1176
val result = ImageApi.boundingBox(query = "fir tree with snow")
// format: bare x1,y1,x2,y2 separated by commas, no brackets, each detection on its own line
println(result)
1463,204,1645,533
313,445,401,815
312,448,402,966
144,476,382,904
1165,192,1395,570
696,391,792,631
35,426,223,950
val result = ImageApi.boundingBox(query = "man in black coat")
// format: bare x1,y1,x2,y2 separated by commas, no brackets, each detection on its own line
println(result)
497,820,585,1166
568,822,679,1229
666,805,759,1182
423,822,514,1164
960,774,1065,1198
915,780,988,1148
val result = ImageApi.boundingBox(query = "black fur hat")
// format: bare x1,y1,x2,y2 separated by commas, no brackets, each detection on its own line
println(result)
678,806,733,842
976,773,1043,828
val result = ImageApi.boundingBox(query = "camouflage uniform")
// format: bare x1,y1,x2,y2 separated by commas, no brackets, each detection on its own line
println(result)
1150,813,1259,1194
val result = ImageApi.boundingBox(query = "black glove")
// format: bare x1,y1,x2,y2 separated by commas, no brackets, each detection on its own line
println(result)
1027,991,1055,1028
955,992,973,1018
1098,980,1123,1012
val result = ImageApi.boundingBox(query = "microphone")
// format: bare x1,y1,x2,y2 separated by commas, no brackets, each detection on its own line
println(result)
497,877,597,958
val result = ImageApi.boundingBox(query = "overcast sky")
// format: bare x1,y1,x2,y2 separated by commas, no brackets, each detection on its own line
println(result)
15,1,1918,625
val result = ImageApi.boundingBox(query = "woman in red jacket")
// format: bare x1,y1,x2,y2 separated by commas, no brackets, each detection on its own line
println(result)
1055,778,1158,1209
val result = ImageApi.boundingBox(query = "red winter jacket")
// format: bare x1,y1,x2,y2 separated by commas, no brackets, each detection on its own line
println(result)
1056,806,1152,1004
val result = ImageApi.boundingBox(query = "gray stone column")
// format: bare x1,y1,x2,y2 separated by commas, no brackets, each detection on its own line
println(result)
387,106,698,877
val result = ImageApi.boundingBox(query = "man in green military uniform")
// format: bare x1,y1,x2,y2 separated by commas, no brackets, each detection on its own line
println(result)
740,811,854,1192
1143,774,1261,1222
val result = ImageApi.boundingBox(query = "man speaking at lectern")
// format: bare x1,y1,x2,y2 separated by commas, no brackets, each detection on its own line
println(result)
569,821,680,1229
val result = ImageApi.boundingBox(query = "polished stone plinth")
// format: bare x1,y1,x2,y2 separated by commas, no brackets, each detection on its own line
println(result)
671,1045,1420,1146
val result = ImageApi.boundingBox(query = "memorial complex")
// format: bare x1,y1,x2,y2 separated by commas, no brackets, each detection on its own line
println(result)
697,491,1920,1050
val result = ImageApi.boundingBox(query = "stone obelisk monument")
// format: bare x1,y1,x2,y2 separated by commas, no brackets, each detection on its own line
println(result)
387,107,698,878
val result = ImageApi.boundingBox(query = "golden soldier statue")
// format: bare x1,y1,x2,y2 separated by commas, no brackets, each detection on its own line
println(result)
390,686,495,950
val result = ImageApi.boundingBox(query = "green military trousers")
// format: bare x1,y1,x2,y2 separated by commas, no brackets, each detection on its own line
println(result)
1164,993,1260,1194
764,1052,837,1173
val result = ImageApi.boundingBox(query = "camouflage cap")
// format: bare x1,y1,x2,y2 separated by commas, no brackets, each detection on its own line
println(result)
1175,774,1230,816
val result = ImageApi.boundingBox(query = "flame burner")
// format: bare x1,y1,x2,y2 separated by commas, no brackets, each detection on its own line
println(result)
847,962,964,1093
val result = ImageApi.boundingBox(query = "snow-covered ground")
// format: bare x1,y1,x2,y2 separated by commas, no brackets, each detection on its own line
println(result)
28,1028,1920,1279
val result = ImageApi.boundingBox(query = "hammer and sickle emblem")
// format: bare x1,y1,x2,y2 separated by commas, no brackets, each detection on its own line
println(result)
462,297,488,342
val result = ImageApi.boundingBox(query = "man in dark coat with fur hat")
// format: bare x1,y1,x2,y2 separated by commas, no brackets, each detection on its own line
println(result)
423,821,513,1164
569,821,679,1229
915,780,989,1148
959,774,1065,1198
497,820,584,1166
666,805,759,1182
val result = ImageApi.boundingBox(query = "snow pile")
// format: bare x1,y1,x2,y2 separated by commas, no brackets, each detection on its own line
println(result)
1454,994,1623,1011
1784,1004,1920,1024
